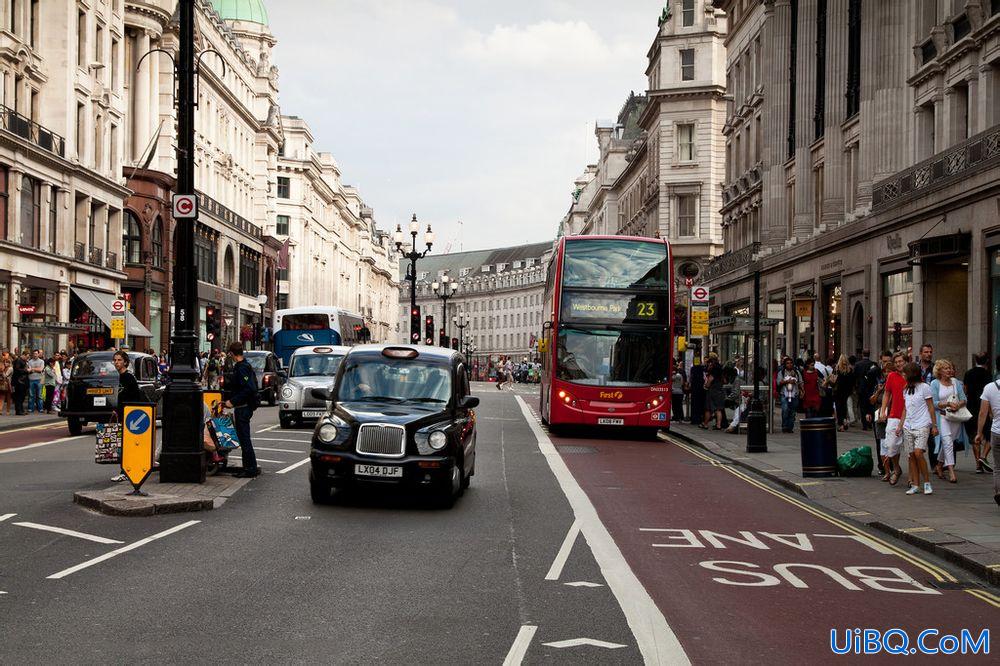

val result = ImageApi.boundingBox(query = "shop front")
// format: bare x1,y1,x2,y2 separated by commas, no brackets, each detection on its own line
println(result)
69,287,153,353
11,280,62,354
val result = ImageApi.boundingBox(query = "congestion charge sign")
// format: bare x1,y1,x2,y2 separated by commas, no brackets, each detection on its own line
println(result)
172,194,198,219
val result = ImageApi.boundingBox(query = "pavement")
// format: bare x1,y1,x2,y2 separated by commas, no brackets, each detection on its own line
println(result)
74,473,253,516
668,419,1000,585
0,411,61,432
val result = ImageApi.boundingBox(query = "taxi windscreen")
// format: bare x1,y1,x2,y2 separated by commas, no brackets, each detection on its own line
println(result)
337,357,451,403
71,356,117,379
290,353,344,378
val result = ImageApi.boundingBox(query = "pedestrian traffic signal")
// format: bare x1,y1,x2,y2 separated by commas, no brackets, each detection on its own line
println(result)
425,315,434,345
439,328,447,347
451,337,459,350
410,306,421,343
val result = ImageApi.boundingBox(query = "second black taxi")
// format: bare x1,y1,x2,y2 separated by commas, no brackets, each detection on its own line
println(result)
308,344,478,506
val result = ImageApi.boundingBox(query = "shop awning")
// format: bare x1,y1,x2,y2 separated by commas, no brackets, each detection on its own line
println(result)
13,321,91,334
71,287,153,338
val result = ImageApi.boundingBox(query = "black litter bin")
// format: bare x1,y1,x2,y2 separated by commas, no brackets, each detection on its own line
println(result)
799,417,838,477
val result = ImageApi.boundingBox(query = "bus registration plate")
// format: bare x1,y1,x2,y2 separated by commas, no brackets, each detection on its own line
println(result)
598,417,624,426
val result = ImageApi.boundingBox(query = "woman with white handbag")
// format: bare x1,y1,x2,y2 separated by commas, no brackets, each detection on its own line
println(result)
930,359,971,483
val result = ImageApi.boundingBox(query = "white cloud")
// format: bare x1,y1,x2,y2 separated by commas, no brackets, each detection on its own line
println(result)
459,20,629,68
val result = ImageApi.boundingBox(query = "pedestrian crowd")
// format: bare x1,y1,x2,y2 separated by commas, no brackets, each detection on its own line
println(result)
0,348,73,417
673,345,999,508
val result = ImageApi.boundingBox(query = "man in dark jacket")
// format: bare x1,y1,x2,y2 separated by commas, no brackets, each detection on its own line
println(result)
853,350,875,430
224,342,259,478
964,352,992,472
12,350,28,415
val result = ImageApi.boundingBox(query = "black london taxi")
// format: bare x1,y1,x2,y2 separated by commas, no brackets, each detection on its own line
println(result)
308,344,479,506
60,351,164,435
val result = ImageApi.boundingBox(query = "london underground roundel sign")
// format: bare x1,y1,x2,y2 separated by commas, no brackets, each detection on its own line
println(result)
692,286,709,301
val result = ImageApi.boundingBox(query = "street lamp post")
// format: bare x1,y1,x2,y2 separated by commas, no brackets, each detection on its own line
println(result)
394,214,433,343
432,275,458,344
746,265,767,452
453,312,469,351
160,0,205,483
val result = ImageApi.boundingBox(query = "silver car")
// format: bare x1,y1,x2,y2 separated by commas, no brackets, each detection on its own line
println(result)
278,345,350,429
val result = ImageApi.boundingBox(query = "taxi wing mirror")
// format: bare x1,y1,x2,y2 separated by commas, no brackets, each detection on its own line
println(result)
311,387,333,401
460,395,480,409
277,369,288,380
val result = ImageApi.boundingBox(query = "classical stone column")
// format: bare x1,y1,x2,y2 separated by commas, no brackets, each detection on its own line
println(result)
149,33,160,157
821,0,848,227
792,0,818,238
9,274,23,352
932,93,946,154
7,168,21,243
39,183,52,252
977,63,996,132
763,0,791,248
57,282,71,352
133,31,151,162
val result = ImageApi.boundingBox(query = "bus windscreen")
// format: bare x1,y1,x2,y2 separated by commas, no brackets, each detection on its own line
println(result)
562,239,669,290
556,328,670,387
282,314,330,330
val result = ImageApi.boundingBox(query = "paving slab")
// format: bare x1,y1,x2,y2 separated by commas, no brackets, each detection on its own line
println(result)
74,473,252,516
667,421,1000,586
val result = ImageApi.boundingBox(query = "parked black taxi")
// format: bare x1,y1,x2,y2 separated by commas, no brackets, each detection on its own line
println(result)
308,344,479,506
59,351,163,435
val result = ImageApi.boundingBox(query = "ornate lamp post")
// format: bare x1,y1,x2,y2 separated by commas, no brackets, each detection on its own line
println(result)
394,214,433,343
453,311,469,351
432,274,458,344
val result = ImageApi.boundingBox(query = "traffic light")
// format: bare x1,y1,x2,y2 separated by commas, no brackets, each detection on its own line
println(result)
205,307,221,343
439,328,447,347
410,306,421,343
451,337,459,350
424,315,434,345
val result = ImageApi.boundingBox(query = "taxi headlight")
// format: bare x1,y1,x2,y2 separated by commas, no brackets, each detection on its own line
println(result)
281,386,294,399
429,430,448,451
318,424,338,443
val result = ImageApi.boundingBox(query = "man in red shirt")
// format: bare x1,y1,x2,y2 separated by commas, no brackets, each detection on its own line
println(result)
878,352,908,484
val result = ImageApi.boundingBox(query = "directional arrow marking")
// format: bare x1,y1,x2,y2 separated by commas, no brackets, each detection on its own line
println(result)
543,638,628,649
564,581,604,588
13,522,123,544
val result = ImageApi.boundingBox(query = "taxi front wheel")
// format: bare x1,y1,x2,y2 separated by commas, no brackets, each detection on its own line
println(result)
309,470,332,504
67,418,83,436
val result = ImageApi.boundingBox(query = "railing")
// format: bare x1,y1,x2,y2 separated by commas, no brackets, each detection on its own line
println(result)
701,242,760,283
74,242,86,261
872,124,1000,212
105,251,117,270
0,104,66,157
89,246,103,267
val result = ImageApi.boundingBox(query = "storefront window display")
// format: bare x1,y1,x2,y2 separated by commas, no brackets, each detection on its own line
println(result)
150,291,163,353
822,283,842,361
793,300,814,360
884,270,913,353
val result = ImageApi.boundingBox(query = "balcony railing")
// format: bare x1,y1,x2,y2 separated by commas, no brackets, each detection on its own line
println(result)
89,247,103,267
701,242,760,283
0,104,66,158
872,124,1000,212
74,242,86,262
105,251,118,270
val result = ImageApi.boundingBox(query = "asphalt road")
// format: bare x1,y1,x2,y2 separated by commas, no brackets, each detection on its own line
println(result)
0,383,996,663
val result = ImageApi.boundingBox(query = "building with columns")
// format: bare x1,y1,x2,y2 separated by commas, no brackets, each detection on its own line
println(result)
0,0,137,355
566,1,727,307
703,0,1000,370
397,241,553,371
272,115,398,342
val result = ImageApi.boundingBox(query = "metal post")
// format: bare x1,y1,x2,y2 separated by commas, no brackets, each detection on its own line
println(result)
746,266,767,452
160,0,205,482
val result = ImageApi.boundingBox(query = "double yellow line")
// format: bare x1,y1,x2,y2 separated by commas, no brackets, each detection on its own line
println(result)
665,435,1000,609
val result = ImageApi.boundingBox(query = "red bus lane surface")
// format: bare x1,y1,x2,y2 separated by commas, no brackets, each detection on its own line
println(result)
547,430,997,662
0,424,77,452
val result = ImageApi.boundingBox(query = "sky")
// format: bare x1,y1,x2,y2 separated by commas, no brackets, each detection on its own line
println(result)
268,0,665,252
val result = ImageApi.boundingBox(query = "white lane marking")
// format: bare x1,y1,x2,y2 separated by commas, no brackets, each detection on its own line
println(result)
0,513,16,522
502,625,538,666
47,520,200,580
545,518,581,581
255,447,306,454
13,522,124,545
255,436,312,442
0,435,86,455
253,458,289,464
564,581,604,588
255,425,278,433
275,458,310,475
515,396,690,665
543,638,628,649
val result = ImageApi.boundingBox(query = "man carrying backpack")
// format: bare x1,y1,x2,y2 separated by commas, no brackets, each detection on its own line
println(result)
224,342,260,478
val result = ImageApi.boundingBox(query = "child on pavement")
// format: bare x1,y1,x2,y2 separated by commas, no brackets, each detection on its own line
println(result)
898,362,938,495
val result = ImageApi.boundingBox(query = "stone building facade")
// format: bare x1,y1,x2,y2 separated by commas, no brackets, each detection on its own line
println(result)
273,115,397,342
704,0,1000,371
0,0,135,355
566,1,727,311
397,241,553,367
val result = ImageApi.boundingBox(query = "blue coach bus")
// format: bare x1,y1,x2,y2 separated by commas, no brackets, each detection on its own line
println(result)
272,307,367,367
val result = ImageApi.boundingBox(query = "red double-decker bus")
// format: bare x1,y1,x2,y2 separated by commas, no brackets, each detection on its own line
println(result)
538,235,674,435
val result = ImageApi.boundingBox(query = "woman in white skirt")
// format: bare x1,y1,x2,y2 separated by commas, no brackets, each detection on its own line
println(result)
930,359,968,484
